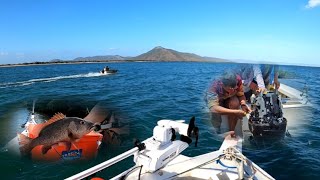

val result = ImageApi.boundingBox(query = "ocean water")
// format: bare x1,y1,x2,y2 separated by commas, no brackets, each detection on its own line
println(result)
0,62,319,179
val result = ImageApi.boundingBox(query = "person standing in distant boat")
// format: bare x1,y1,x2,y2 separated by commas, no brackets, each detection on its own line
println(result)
207,71,251,134
261,64,280,90
237,64,266,101
237,64,280,102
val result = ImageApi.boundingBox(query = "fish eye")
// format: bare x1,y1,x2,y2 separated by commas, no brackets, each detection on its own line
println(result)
80,121,85,125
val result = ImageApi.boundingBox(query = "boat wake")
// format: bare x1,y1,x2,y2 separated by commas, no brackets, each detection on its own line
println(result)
0,72,104,88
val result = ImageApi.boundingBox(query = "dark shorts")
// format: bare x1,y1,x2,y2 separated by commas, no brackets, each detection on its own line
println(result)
210,95,240,134
244,90,253,103
219,96,237,109
244,79,257,103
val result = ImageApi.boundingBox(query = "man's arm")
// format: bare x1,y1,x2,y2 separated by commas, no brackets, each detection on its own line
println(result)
237,83,252,113
273,65,280,89
208,96,245,115
253,65,266,90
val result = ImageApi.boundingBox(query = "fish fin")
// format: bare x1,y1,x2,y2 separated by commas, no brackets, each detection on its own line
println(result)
65,142,71,151
46,112,66,125
18,133,33,156
26,113,66,138
27,124,46,138
18,133,32,145
38,113,66,131
67,124,81,142
41,145,52,154
68,132,74,139
68,121,82,139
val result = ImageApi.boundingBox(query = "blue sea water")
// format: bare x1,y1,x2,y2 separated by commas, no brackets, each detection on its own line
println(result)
0,62,319,179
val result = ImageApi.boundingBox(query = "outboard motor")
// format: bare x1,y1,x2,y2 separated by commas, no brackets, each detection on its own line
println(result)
248,91,287,137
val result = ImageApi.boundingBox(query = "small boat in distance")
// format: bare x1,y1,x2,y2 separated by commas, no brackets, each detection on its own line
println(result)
100,66,118,75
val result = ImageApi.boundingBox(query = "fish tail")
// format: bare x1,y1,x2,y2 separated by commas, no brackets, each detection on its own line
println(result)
18,133,33,156
18,133,32,145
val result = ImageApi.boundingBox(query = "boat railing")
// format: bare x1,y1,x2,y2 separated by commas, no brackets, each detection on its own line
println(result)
65,147,140,180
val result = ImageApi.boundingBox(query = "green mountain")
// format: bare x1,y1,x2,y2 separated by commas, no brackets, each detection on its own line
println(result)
73,55,128,61
131,46,230,62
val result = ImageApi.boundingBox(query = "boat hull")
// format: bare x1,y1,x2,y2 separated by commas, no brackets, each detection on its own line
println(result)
110,135,274,180
100,70,118,75
211,83,310,138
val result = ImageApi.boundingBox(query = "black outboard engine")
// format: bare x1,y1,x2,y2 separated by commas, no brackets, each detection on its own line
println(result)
248,91,287,137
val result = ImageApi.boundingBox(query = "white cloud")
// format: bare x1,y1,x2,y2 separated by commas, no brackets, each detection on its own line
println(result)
305,0,320,8
108,48,118,51
0,51,8,56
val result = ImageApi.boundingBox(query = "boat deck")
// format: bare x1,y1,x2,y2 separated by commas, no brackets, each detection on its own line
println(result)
111,136,273,180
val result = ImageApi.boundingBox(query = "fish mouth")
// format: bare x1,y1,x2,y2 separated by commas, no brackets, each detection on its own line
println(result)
91,124,101,132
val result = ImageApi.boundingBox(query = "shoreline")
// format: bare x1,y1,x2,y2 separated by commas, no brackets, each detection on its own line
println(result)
0,60,232,68
1,61,318,68
0,61,130,68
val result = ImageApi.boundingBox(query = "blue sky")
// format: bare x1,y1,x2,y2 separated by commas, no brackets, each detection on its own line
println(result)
0,0,320,66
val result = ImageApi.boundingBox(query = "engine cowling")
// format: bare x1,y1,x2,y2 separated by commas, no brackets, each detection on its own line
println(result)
249,92,287,137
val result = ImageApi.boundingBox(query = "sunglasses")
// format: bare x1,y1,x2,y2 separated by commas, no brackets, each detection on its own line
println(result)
222,85,237,93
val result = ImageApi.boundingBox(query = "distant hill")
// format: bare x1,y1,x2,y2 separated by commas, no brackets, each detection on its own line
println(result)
203,56,232,63
131,46,230,62
74,55,128,61
0,46,232,67
51,46,231,63
48,55,129,63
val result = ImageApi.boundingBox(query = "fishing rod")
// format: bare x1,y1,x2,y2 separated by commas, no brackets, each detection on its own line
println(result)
21,99,37,128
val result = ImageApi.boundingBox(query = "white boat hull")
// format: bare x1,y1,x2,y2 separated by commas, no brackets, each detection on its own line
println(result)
111,135,274,180
100,70,118,75
218,83,311,137
67,83,309,180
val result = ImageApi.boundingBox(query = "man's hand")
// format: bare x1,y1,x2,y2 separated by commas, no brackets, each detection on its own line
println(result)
274,80,280,89
234,109,246,118
241,104,252,113
256,87,266,93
